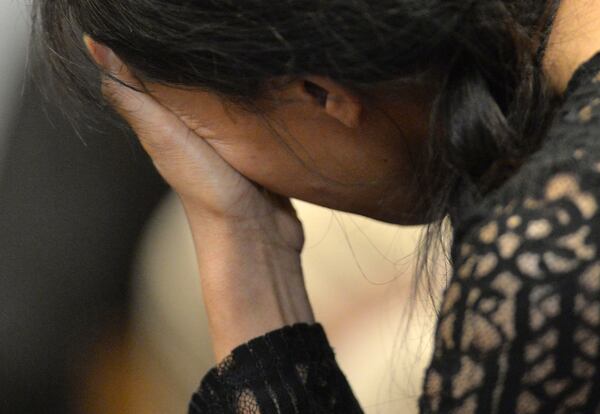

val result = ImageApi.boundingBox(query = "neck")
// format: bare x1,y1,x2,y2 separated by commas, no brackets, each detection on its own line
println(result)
543,0,600,94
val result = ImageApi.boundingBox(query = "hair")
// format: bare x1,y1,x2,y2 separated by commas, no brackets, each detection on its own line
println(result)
30,0,562,382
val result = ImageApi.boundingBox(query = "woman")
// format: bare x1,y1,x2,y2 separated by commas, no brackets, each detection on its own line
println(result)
31,0,600,412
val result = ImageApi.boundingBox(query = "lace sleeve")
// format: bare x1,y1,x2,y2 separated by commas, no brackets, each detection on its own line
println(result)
420,170,600,413
188,323,363,413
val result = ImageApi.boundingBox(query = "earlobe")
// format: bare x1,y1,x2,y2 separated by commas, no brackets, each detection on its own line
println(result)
303,76,362,129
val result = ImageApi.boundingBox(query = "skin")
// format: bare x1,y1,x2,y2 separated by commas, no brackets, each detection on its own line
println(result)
82,0,600,364
543,0,600,94
141,76,436,226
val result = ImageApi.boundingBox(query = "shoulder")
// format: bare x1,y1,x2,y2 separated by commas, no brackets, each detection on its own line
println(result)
420,54,600,413
450,160,600,342
421,163,600,412
457,160,600,279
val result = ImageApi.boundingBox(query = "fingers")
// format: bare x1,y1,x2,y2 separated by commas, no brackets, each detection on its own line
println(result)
82,35,241,203
83,35,192,159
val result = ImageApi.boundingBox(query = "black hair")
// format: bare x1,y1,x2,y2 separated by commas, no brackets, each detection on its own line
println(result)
30,0,562,342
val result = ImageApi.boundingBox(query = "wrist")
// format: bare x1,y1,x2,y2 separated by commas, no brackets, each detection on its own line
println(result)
181,198,305,253
186,220,314,362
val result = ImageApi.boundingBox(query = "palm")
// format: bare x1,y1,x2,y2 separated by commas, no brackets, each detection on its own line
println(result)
94,56,305,253
174,146,305,252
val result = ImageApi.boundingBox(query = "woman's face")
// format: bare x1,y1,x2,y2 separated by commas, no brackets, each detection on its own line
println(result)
143,76,437,225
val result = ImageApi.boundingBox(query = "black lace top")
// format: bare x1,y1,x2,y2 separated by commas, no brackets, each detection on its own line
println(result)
188,52,600,413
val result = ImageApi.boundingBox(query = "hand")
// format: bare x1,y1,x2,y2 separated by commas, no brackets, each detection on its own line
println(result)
83,36,315,361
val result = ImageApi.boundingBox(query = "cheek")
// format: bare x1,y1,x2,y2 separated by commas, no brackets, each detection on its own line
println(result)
207,134,308,193
233,135,375,191
207,131,344,211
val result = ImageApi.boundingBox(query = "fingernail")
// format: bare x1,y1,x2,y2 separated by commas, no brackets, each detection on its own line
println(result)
83,34,121,73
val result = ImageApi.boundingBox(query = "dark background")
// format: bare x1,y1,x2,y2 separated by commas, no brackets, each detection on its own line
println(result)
0,70,169,412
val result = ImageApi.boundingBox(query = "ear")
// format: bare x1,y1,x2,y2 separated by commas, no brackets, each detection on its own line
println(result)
302,76,363,129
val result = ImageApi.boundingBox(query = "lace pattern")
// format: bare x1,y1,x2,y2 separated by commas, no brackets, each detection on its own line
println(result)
189,323,363,413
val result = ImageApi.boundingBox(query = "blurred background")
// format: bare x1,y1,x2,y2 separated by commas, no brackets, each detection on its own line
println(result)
1,1,441,412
